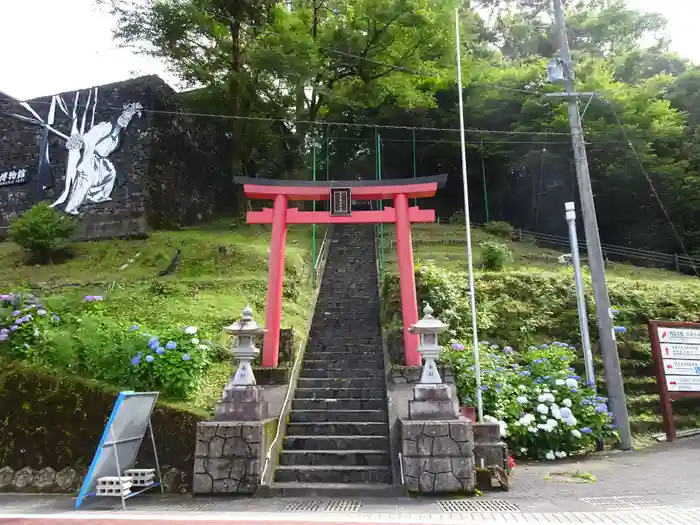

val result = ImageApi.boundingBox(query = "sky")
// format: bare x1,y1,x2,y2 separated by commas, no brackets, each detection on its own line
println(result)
0,0,697,100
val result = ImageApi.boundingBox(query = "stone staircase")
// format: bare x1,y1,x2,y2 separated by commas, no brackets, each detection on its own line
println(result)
273,224,393,494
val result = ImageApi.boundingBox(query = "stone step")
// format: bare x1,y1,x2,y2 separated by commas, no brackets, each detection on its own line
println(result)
289,409,387,423
274,465,392,484
302,358,383,369
285,422,389,436
297,377,385,389
279,450,390,467
309,343,382,352
283,435,390,451
291,398,386,411
303,354,383,365
294,387,386,399
264,482,402,498
300,368,382,379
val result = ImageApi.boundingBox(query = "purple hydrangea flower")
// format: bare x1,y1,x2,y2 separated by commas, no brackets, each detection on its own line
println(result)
129,325,140,332
12,310,20,317
131,354,142,366
451,342,465,350
145,355,155,363
519,370,531,376
10,326,18,332
0,294,13,301
182,353,191,361
156,347,165,356
0,332,8,341
166,341,177,350
503,346,514,355
84,295,104,302
51,315,60,322
580,427,593,434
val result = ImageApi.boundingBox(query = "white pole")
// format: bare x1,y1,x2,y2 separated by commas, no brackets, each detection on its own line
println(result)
455,7,483,423
565,201,595,389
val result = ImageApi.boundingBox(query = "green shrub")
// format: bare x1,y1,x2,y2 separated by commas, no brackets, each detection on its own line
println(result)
450,210,466,225
479,240,511,270
0,293,214,401
9,203,77,262
483,220,514,238
442,340,616,460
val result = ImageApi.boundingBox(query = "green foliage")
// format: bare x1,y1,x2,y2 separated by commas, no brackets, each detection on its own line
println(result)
9,203,76,262
0,359,203,478
479,241,511,271
483,221,514,239
0,294,214,400
450,210,466,225
443,340,616,459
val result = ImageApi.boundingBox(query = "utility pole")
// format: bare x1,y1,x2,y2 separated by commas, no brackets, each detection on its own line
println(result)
551,0,632,449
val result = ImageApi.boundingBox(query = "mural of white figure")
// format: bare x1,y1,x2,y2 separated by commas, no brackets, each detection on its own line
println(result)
52,94,143,215
10,89,143,216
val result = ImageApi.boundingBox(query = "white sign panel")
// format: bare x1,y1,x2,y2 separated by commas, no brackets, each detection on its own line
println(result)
666,375,700,392
661,359,700,377
657,326,700,345
660,343,700,360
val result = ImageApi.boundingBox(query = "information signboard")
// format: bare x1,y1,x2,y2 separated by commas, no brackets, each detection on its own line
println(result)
330,187,352,217
649,320,700,441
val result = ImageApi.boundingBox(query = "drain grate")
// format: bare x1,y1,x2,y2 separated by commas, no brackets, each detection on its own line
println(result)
437,499,520,513
138,500,220,511
284,499,323,512
581,496,664,509
324,500,362,512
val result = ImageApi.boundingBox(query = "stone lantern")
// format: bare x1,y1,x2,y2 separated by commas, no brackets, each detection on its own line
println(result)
214,305,269,421
407,303,458,420
223,305,266,387
409,303,449,384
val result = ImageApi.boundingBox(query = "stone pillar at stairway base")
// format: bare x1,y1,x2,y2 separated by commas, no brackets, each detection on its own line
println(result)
401,419,475,493
214,386,269,421
473,422,507,469
408,383,460,420
193,420,275,495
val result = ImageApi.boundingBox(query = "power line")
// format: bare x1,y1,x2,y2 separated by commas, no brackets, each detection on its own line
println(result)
601,98,699,276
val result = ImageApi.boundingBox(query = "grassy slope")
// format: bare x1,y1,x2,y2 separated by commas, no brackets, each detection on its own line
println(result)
381,223,700,441
0,220,322,413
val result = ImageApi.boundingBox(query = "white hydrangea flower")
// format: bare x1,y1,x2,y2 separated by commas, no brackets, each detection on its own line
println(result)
555,451,567,459
484,415,497,423
517,396,529,404
528,426,538,433
191,338,200,345
551,406,561,419
536,404,548,414
547,418,558,427
543,388,550,393
545,451,555,460
555,379,566,386
564,416,577,426
519,385,527,390
520,447,528,454
571,429,582,438
185,326,198,335
565,378,578,388
559,407,572,419
498,421,507,437
537,394,547,403
540,415,547,421
562,398,572,407
545,393,556,403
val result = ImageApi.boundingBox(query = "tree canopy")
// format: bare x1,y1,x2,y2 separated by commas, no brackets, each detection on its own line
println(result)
102,0,700,256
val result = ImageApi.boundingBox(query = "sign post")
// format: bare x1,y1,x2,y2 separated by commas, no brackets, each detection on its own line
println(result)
648,320,700,442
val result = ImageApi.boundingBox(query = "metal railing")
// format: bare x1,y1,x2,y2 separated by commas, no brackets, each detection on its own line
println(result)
259,225,332,486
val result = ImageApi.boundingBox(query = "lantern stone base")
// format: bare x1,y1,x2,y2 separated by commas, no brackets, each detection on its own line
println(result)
192,419,276,495
473,422,508,469
400,419,475,493
408,384,460,420
214,385,269,421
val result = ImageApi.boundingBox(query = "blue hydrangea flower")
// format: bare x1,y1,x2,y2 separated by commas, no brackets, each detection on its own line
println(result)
519,370,531,376
129,325,140,332
10,326,17,332
11,310,20,317
156,347,165,356
51,315,60,322
145,355,155,363
166,341,177,350
182,353,191,361
0,332,8,342
131,354,142,366
503,346,514,355
580,427,593,434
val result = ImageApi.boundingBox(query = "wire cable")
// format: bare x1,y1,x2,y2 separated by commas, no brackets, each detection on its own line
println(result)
601,98,698,276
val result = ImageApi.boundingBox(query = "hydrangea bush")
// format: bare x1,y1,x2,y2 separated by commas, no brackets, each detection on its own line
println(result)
1,292,213,401
124,324,212,400
443,340,618,460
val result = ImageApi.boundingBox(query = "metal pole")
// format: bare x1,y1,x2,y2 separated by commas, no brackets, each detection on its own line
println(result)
377,132,384,280
553,0,631,448
565,202,595,388
481,139,489,223
312,142,317,288
147,419,165,494
412,128,418,207
455,6,483,423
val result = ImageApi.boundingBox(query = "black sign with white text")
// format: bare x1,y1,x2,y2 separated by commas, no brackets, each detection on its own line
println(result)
0,168,30,187
330,187,352,216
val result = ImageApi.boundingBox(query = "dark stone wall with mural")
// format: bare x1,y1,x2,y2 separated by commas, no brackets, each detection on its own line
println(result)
0,75,229,240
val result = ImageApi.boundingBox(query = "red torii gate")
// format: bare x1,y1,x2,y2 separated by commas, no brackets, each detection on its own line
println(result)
234,175,447,368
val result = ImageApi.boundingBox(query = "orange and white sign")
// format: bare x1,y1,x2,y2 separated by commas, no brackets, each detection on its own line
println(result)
666,375,700,392
657,327,700,345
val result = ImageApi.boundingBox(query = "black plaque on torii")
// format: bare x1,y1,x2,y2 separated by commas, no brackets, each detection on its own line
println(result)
330,187,352,216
